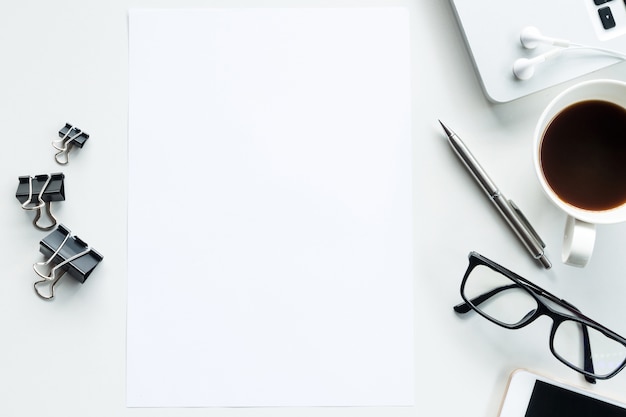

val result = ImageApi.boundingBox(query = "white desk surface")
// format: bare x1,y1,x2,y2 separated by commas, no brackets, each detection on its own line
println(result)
2,0,626,416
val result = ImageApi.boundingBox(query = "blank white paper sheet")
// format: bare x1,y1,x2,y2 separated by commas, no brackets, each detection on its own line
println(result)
127,8,413,407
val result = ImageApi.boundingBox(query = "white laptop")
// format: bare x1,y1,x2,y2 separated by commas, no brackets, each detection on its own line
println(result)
450,0,626,102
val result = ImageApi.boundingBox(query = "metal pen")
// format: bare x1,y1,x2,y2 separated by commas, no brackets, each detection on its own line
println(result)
439,120,551,269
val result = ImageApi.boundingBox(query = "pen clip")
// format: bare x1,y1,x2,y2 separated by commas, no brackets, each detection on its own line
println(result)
509,200,545,249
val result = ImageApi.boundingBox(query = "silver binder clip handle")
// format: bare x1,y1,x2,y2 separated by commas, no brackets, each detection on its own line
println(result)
20,175,49,211
52,141,74,165
33,273,64,300
52,127,82,165
32,201,57,231
53,146,72,165
20,175,58,231
33,232,70,300
33,231,90,300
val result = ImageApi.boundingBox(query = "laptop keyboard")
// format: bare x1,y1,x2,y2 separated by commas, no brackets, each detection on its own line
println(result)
587,0,626,39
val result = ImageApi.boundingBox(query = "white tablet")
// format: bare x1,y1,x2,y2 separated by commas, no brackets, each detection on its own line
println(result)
499,369,626,417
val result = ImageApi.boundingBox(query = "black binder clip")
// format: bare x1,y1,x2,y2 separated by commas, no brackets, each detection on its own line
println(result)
33,224,103,300
52,123,89,165
16,173,65,231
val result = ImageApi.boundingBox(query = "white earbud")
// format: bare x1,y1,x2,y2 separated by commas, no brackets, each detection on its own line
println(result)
519,26,571,49
513,26,626,80
513,48,562,80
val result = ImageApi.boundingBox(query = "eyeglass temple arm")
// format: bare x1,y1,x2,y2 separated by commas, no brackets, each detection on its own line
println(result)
453,284,518,314
581,325,597,384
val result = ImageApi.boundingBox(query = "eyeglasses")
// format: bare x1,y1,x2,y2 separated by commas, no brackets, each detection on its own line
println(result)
454,251,626,383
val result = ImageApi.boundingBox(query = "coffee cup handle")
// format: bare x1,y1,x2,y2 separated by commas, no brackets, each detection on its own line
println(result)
562,216,596,267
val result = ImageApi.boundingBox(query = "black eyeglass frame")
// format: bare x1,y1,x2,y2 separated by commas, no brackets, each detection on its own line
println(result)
454,251,626,383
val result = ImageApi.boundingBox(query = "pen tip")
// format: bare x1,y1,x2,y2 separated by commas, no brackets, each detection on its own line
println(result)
438,120,453,137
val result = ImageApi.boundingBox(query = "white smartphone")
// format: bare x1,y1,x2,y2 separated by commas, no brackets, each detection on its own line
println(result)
498,369,626,417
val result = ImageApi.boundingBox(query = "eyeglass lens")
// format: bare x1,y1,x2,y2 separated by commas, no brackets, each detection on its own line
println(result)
553,320,626,378
464,263,626,378
463,264,538,327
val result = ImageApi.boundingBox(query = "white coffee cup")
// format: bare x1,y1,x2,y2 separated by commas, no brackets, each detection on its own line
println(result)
534,79,626,267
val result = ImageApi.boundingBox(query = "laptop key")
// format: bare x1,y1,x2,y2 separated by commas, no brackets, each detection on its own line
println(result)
598,6,617,29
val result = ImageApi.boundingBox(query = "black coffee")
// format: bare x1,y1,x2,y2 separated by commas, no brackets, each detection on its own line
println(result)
540,99,626,211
